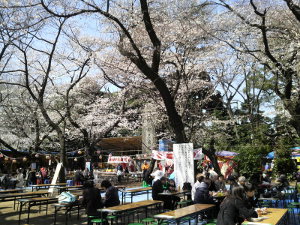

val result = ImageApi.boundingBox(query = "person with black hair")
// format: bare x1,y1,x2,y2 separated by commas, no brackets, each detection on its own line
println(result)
194,178,215,204
152,176,175,210
192,174,204,201
244,183,258,208
100,180,120,207
217,186,258,225
81,180,104,225
215,175,226,191
227,175,238,194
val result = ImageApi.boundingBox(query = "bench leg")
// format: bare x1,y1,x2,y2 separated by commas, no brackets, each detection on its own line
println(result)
54,207,58,225
27,204,31,224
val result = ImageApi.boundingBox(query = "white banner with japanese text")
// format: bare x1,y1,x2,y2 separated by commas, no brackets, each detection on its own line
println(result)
173,143,194,189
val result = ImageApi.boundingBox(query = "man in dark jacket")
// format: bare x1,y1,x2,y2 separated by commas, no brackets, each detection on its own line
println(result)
81,181,105,225
101,180,120,207
194,178,215,204
152,177,175,210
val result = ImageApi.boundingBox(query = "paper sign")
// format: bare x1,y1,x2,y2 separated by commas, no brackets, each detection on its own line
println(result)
48,163,62,194
173,143,194,189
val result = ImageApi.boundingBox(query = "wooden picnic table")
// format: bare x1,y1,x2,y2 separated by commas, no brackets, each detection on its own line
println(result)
158,190,190,198
119,187,152,204
0,189,23,194
18,197,58,225
99,200,163,223
0,190,49,210
56,185,83,193
154,204,215,225
242,208,288,225
52,201,82,225
30,183,67,191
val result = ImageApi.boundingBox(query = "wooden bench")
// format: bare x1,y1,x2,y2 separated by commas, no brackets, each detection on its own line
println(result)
119,187,152,204
99,200,163,224
154,204,215,225
52,201,83,225
30,183,67,191
18,197,58,225
0,191,49,210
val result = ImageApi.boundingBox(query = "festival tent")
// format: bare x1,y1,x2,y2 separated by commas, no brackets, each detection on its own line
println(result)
266,147,300,159
215,151,238,159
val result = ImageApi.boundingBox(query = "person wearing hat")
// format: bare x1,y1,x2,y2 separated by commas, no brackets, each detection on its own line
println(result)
151,170,164,185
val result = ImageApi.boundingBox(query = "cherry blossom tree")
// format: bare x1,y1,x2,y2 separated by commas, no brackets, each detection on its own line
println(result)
211,0,300,136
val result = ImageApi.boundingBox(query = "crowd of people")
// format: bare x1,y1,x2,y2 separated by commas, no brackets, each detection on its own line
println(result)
146,167,298,225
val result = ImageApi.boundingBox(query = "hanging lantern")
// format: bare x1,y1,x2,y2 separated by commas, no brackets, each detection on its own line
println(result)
12,159,17,163
78,150,82,154
74,158,78,162
35,153,40,158
23,157,27,162
4,157,9,161
99,155,102,159
96,150,101,155
46,155,50,160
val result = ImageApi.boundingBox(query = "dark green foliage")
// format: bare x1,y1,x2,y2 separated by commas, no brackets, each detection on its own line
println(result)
273,137,297,176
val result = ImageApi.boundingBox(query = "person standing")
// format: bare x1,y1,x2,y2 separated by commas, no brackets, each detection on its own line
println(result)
28,169,37,185
141,160,149,181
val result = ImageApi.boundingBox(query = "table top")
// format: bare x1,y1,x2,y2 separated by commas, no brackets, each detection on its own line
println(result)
52,201,80,207
0,191,48,198
56,185,83,189
158,190,189,196
99,200,162,213
30,183,67,187
258,197,279,201
0,189,23,194
243,208,288,225
121,187,152,193
154,204,215,220
18,197,58,202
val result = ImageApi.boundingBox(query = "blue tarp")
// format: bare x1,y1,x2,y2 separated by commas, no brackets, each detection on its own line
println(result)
266,151,274,159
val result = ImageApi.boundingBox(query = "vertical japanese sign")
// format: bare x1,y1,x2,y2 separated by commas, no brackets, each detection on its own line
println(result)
174,143,194,189
48,163,62,194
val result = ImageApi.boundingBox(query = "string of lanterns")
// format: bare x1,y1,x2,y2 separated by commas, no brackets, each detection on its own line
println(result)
1,149,107,163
